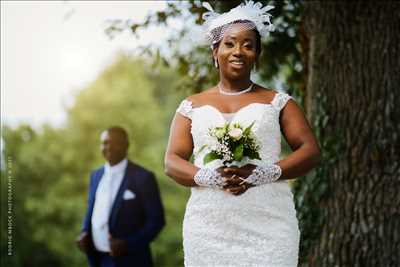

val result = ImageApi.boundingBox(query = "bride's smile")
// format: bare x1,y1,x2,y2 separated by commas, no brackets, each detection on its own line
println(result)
214,26,259,83
164,2,321,266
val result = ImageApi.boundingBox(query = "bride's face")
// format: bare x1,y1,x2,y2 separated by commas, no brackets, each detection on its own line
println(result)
213,24,258,80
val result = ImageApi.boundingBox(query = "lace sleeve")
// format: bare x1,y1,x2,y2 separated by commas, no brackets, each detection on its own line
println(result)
271,93,293,111
176,99,193,119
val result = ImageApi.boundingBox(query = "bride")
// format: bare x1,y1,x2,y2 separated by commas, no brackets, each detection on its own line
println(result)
164,1,321,266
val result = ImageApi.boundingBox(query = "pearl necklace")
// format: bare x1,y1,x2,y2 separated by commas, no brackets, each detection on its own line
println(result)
218,82,253,96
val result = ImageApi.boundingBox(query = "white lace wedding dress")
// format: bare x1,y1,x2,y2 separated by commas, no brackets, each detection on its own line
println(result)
176,91,300,267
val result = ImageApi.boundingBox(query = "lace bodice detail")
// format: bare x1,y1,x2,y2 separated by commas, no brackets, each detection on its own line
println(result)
176,98,194,119
177,92,300,267
176,92,293,169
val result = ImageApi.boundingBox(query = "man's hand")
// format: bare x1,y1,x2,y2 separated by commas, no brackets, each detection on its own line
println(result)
109,234,128,257
76,232,91,253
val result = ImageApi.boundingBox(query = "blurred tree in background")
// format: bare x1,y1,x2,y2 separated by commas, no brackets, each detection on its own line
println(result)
298,2,400,266
1,54,189,267
106,1,303,97
108,2,400,266
1,1,308,266
3,1,399,267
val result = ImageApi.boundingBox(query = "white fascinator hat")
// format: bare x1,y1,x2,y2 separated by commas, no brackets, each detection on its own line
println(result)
202,1,275,46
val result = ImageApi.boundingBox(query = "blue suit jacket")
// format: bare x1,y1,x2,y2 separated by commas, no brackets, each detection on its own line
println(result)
81,160,165,267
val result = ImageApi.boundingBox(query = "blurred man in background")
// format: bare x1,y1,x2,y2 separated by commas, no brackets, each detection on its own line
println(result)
76,126,165,267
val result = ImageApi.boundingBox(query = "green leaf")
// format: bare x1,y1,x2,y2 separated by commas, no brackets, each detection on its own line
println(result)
224,123,230,132
243,121,255,136
244,148,261,160
197,144,207,154
253,151,261,160
233,144,244,161
203,152,222,164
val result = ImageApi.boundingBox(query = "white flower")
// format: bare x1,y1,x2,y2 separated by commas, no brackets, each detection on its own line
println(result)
228,128,243,140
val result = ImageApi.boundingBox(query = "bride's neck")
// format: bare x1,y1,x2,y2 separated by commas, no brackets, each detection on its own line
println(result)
219,77,253,92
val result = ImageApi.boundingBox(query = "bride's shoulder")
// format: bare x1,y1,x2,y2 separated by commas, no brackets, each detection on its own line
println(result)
253,85,279,99
253,85,295,110
176,87,217,118
186,86,218,107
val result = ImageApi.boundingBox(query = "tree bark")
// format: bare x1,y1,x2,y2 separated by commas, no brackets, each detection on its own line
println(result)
302,2,400,266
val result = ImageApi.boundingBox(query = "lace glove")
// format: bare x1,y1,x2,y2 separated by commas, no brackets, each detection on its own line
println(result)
193,168,227,189
244,164,282,185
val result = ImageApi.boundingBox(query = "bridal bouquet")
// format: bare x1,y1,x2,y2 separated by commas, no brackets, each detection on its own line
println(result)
203,121,261,166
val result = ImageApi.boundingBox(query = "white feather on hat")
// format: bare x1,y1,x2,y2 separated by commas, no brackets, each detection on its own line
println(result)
202,1,275,44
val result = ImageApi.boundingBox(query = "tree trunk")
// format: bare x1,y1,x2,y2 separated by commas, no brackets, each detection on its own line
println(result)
302,2,400,266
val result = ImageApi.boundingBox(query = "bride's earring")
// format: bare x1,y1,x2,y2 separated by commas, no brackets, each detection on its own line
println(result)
214,58,219,69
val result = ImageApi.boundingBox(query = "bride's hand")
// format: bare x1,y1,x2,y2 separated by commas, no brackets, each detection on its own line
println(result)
216,165,256,196
223,178,253,195
222,164,257,179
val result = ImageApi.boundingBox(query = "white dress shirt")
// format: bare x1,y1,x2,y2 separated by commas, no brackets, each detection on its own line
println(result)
91,158,128,252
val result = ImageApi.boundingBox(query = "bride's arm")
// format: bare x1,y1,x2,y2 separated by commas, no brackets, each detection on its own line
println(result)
277,99,321,180
164,112,199,187
224,99,321,184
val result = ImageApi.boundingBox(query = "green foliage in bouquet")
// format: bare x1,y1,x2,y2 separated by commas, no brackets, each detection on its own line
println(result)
203,121,261,165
